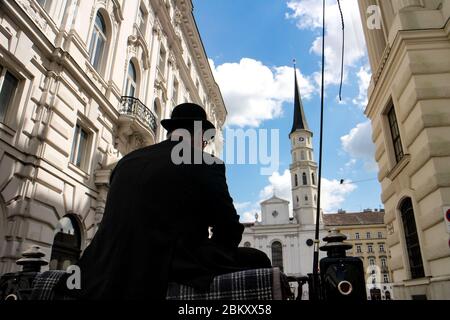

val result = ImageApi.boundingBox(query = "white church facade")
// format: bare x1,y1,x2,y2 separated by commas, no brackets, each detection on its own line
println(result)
240,69,326,299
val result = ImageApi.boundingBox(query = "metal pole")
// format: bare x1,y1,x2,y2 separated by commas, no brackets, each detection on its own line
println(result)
312,0,326,299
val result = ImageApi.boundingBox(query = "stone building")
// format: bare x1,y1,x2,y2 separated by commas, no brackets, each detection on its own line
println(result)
0,0,226,274
323,210,394,300
358,0,450,299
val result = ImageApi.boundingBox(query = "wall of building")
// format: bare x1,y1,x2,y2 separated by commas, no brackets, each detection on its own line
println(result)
358,0,450,299
0,0,226,274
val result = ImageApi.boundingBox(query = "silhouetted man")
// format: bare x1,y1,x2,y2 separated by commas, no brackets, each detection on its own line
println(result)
71,103,271,300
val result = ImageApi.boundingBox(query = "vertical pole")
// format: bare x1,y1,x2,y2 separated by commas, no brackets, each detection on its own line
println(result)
312,0,326,300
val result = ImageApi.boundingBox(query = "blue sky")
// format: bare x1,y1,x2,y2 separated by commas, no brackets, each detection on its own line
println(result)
193,0,382,221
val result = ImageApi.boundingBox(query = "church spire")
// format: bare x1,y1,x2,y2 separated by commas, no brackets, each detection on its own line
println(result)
290,61,310,134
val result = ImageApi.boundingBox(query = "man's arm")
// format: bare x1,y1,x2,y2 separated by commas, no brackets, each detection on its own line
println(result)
202,162,244,249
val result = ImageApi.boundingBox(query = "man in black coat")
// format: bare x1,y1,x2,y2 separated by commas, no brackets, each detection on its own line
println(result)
72,103,271,300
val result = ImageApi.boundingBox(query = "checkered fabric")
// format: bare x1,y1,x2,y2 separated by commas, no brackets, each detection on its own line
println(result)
29,270,68,300
166,268,289,300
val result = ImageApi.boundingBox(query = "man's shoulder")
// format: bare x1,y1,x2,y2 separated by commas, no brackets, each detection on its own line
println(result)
121,140,173,161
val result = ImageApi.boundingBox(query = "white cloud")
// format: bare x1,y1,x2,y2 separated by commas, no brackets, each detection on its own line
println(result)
209,58,314,127
238,170,357,221
259,169,292,202
286,0,368,86
321,178,357,212
352,64,371,108
340,121,377,171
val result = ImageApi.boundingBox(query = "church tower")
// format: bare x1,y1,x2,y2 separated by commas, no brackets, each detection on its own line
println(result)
289,66,318,226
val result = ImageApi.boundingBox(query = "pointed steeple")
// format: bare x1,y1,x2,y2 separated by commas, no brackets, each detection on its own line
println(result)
290,61,310,134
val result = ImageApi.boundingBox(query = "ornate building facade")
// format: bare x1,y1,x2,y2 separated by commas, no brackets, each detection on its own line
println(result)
358,0,450,299
0,0,226,274
240,69,326,300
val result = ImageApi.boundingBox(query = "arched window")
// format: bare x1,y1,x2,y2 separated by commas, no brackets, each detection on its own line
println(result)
311,173,316,185
271,241,283,271
302,172,307,185
50,215,82,271
244,242,251,248
125,61,137,97
305,195,308,202
89,12,107,71
400,198,425,279
294,174,298,187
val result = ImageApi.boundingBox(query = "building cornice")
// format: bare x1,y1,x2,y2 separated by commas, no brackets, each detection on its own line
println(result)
149,0,226,127
365,18,450,119
176,0,227,126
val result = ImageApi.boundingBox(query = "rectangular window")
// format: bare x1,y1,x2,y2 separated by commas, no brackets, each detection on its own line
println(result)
368,245,373,253
137,6,146,35
158,46,166,75
383,274,389,283
387,103,404,163
366,232,371,239
356,245,362,253
172,79,178,105
0,68,19,122
378,232,383,239
355,232,360,240
89,13,107,72
70,124,90,170
379,244,385,252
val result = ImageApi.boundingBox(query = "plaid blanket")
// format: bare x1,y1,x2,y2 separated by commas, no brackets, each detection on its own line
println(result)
166,268,290,300
25,268,291,300
30,270,68,300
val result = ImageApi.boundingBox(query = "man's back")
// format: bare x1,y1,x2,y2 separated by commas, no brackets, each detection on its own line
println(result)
74,140,244,299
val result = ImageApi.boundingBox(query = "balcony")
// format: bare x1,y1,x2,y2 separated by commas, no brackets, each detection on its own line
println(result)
119,96,157,132
117,96,157,151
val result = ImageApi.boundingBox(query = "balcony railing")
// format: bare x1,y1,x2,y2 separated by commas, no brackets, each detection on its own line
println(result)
119,96,157,134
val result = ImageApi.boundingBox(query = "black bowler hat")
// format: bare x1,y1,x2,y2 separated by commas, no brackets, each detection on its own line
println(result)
161,103,216,136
